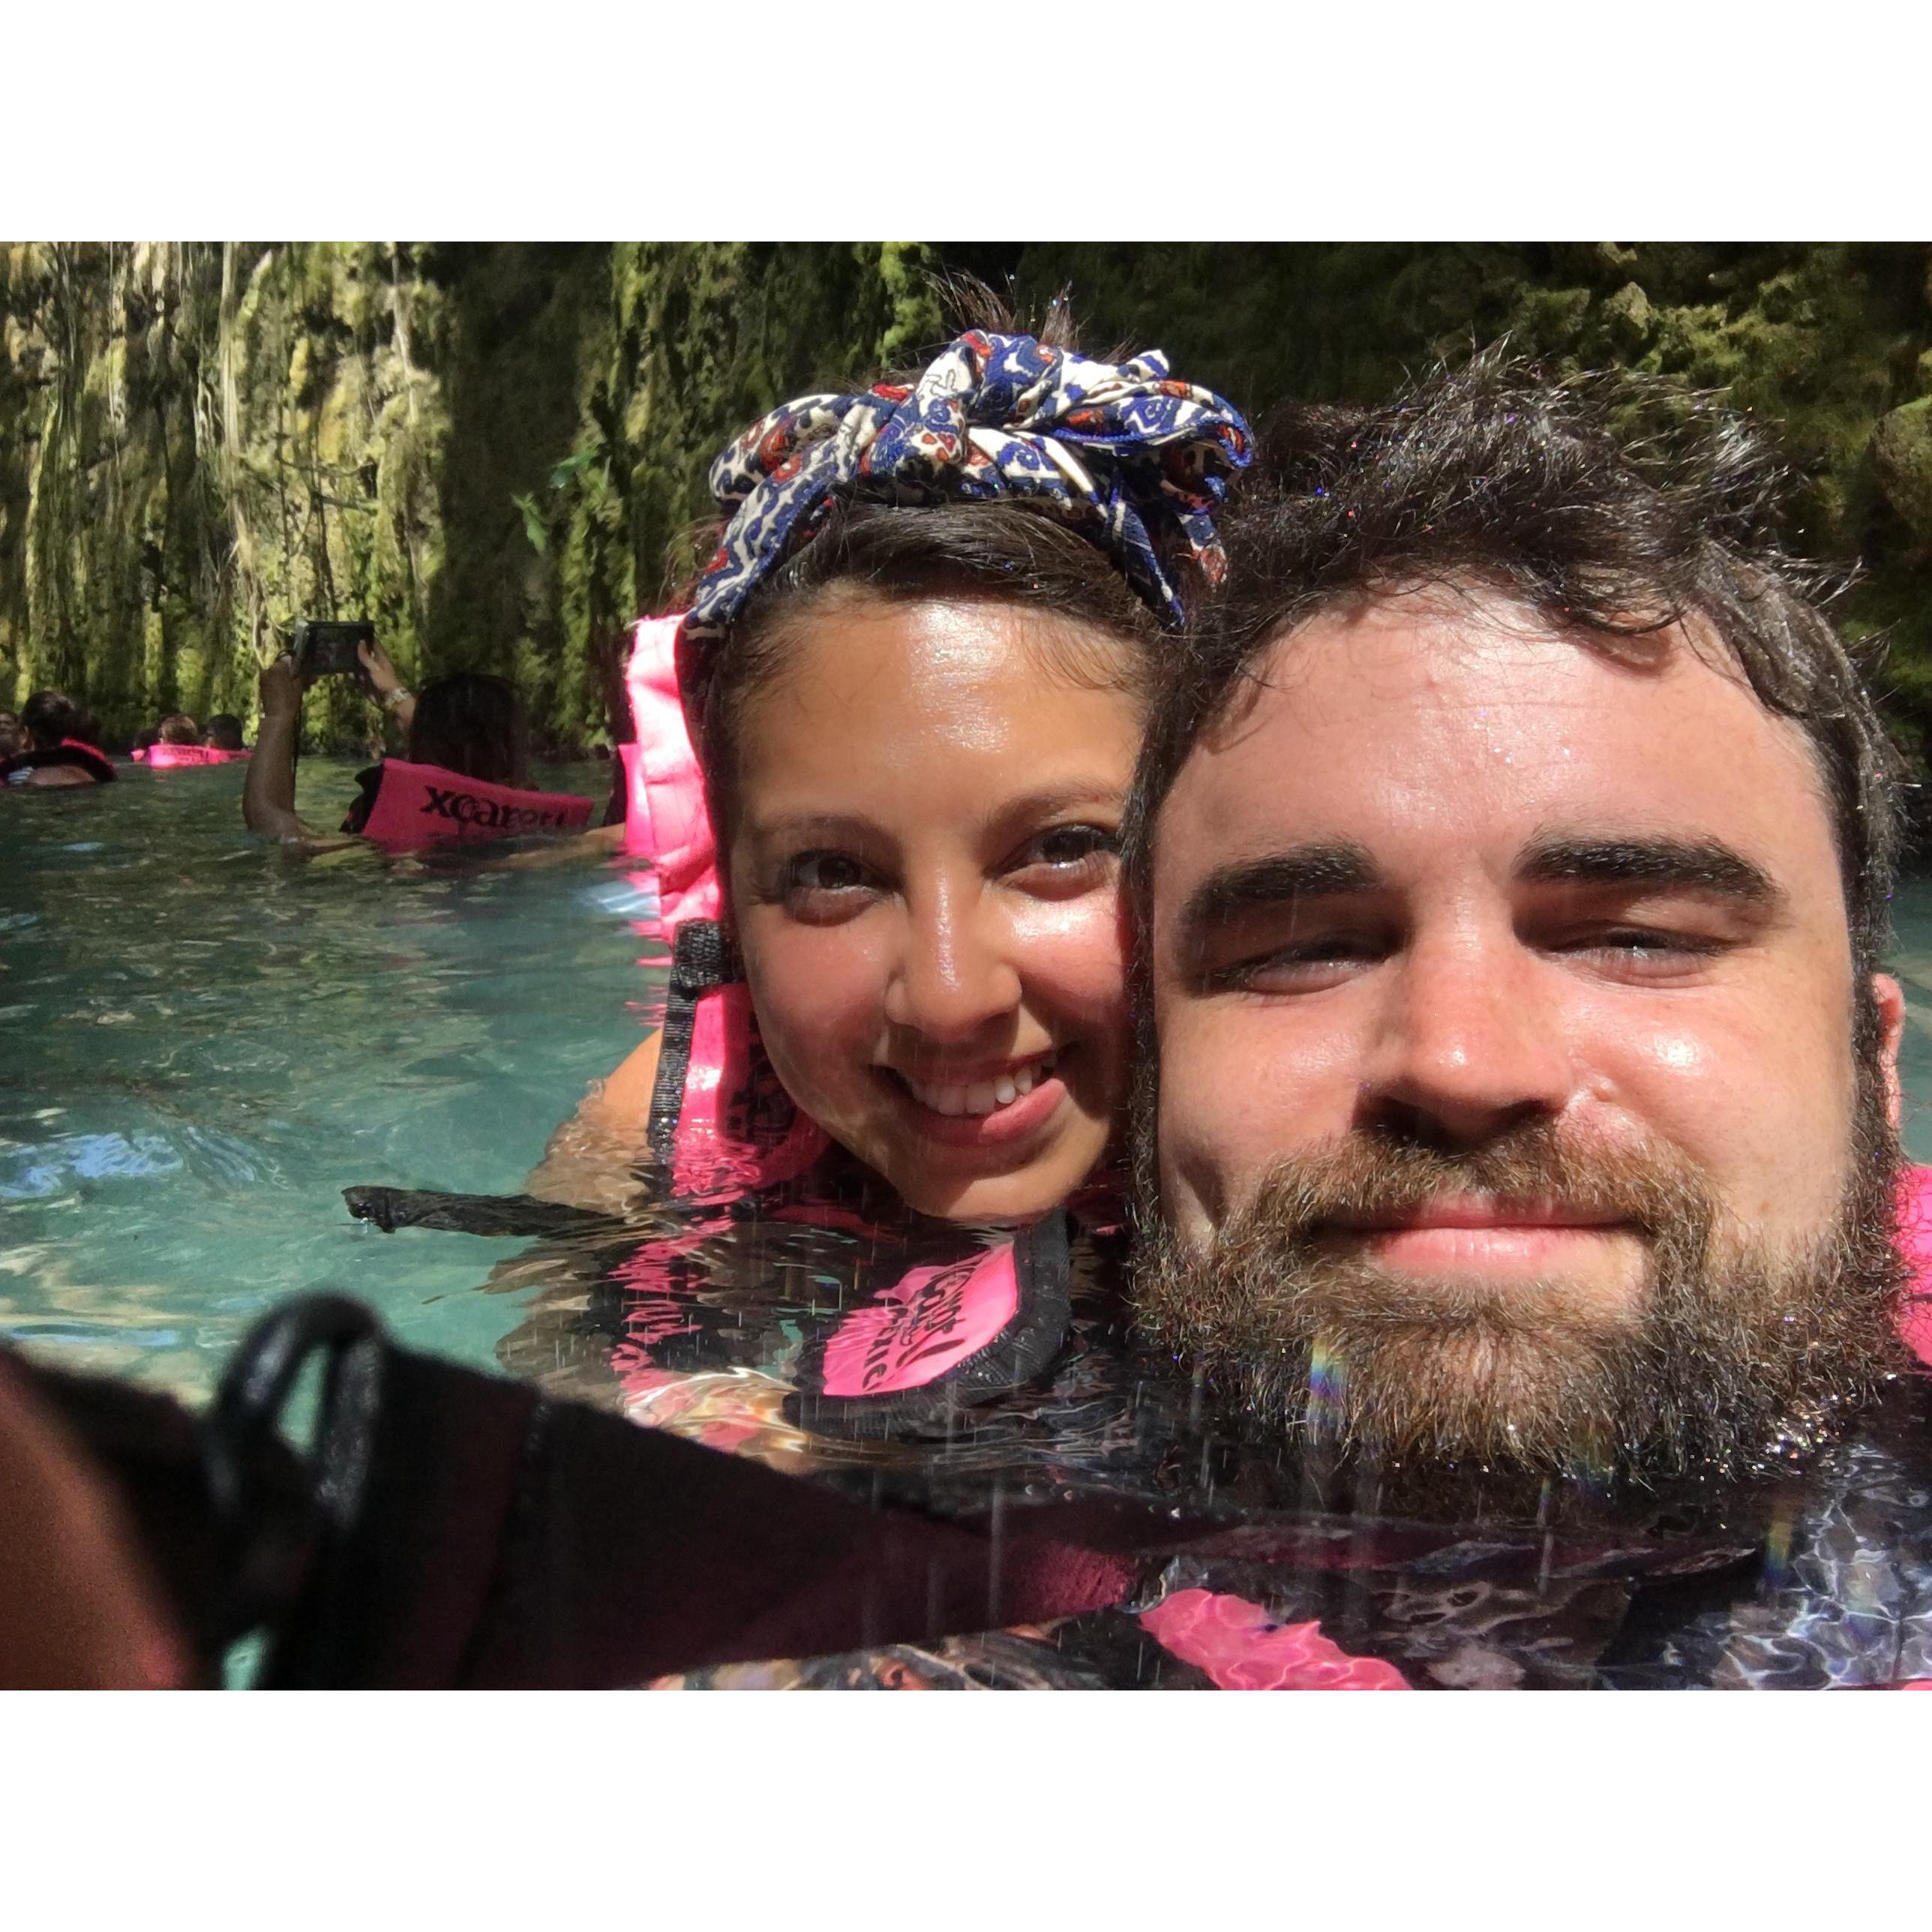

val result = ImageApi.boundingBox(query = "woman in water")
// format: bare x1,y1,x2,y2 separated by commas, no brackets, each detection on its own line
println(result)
530,315,1249,1226
245,639,589,853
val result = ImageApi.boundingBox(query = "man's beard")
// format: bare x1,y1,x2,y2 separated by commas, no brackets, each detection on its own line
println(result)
1130,1058,1907,1483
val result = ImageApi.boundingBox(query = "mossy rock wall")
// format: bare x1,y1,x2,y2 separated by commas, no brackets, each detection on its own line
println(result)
5,242,1931,770
0,242,938,748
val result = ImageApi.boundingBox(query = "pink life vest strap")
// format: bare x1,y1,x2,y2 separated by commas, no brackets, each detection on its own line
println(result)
358,759,592,850
143,742,252,767
619,612,832,1197
644,920,830,1202
620,614,719,938
1894,1164,1932,1365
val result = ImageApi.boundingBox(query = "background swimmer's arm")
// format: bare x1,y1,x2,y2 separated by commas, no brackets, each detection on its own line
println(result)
244,655,329,846
492,820,628,870
358,638,416,732
525,1030,663,1210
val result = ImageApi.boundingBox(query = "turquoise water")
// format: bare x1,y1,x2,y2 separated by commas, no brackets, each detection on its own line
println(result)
5,762,1932,1406
0,759,662,1400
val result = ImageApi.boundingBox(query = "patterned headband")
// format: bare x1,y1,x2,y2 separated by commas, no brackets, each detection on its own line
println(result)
683,329,1252,643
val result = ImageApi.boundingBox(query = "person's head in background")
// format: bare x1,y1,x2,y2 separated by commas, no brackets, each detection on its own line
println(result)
407,673,529,788
20,692,93,752
0,712,17,759
205,715,246,752
680,291,1250,1220
131,725,160,757
155,713,200,746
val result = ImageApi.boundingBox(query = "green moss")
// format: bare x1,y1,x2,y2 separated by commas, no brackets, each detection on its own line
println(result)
6,242,1932,771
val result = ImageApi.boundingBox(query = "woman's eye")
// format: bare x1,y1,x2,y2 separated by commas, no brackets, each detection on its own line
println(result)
1012,824,1119,872
779,850,874,897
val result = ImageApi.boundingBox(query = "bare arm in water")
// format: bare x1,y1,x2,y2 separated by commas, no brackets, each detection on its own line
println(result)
526,1029,663,1211
242,656,362,854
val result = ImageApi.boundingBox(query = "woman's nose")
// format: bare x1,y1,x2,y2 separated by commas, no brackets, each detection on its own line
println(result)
881,883,1023,1043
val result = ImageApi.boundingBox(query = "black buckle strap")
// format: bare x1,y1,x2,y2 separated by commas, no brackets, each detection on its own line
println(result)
201,1296,386,1673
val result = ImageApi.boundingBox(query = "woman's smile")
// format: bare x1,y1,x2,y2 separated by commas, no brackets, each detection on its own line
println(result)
728,592,1141,1220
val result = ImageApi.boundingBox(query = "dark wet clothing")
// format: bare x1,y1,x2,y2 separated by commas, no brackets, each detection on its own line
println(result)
382,1168,1932,1689
340,765,382,834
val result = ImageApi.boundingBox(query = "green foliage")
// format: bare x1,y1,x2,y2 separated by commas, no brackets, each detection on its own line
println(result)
6,242,1932,778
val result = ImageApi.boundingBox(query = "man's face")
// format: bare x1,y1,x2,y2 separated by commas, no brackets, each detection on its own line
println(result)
1143,588,1904,1467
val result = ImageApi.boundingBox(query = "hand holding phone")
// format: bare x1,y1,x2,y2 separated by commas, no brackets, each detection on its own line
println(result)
291,620,377,686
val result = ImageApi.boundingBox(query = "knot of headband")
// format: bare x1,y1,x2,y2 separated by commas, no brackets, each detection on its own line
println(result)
685,329,1251,640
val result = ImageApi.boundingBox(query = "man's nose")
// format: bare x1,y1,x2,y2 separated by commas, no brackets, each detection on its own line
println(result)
881,881,1022,1043
1364,931,1576,1147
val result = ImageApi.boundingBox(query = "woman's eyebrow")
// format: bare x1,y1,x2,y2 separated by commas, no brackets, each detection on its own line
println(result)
1175,842,1382,938
979,782,1128,836
1516,834,1785,909
746,812,884,845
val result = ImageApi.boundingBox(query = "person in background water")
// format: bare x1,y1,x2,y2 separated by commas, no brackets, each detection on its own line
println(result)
244,634,584,854
154,712,200,746
1,691,116,788
0,710,18,759
205,714,248,753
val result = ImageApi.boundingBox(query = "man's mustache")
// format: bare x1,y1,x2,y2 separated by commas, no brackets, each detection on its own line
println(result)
1205,1120,1715,1255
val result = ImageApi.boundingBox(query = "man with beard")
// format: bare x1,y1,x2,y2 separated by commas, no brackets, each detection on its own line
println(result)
1069,350,1932,1687
1129,351,1916,1486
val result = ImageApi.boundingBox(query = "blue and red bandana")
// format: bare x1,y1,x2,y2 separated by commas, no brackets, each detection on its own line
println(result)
686,329,1251,640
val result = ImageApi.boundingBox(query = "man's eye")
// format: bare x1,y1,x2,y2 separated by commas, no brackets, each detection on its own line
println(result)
1012,824,1119,872
1203,937,1385,994
1557,927,1727,973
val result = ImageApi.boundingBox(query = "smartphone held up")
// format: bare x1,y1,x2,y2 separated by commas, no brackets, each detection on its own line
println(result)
291,620,376,686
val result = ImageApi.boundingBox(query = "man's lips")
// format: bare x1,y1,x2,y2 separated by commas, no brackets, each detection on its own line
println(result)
1324,1198,1631,1234
1316,1198,1639,1275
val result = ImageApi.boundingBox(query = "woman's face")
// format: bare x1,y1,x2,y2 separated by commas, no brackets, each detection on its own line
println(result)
727,592,1142,1221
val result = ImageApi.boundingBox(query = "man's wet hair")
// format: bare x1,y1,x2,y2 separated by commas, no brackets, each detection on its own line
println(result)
156,712,201,746
205,714,245,751
1124,348,1905,980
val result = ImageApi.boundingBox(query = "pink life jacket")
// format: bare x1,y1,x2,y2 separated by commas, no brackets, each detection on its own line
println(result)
358,758,592,850
619,614,829,1202
142,742,252,767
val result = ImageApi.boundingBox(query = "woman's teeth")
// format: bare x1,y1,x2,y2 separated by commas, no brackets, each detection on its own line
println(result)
902,1051,1058,1118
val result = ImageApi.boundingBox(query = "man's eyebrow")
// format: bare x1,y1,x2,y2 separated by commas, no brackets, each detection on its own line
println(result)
1177,843,1380,934
1518,835,1784,908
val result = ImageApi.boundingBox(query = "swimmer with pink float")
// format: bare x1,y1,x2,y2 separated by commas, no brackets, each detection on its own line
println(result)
244,636,589,854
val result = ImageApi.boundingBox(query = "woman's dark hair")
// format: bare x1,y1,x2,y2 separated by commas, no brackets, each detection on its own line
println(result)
21,691,90,749
680,285,1195,841
156,712,200,746
1125,347,1904,982
205,714,245,751
407,673,529,788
